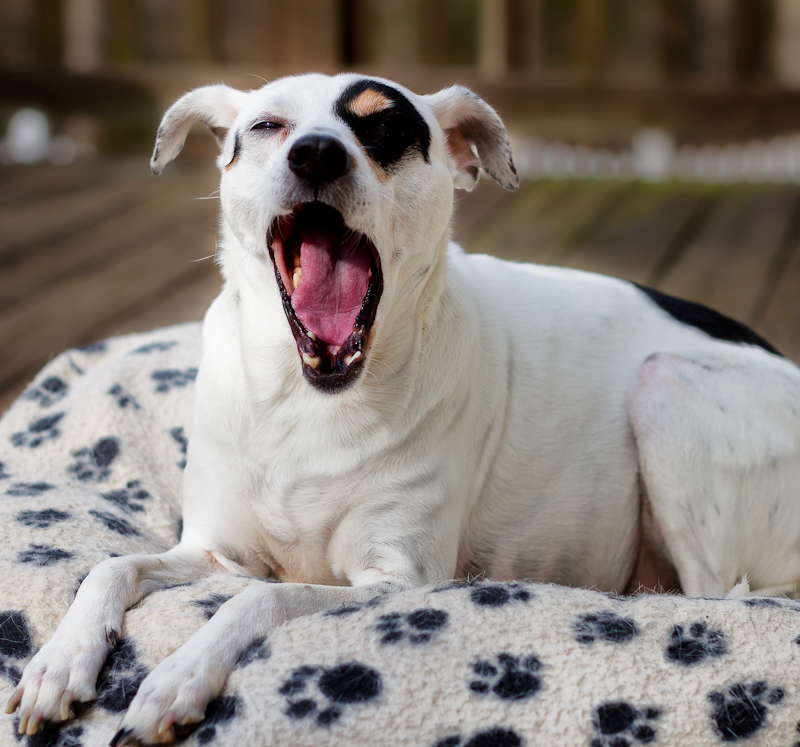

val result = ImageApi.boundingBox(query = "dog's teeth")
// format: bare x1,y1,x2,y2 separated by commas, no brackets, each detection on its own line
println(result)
306,331,316,340
293,267,302,289
302,353,321,369
344,351,362,366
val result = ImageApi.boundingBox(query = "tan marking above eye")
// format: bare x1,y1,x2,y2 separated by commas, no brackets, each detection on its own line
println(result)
348,88,392,118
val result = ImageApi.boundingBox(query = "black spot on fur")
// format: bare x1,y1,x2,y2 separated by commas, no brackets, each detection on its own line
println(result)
575,611,639,645
17,544,74,566
102,481,151,513
376,608,448,644
0,611,32,659
708,682,785,741
132,341,177,354
335,79,431,170
194,593,232,620
152,368,197,393
108,384,140,410
11,413,64,449
96,638,147,713
635,284,781,356
6,482,54,497
24,377,68,407
89,510,139,536
591,701,661,747
17,509,70,529
193,695,241,744
665,622,726,665
470,653,542,701
69,438,119,482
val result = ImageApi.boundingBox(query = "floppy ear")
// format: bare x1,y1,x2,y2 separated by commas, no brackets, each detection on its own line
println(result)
423,85,518,191
151,84,250,175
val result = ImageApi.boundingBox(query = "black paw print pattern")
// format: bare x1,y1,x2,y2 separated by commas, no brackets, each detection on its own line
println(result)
708,681,785,742
191,695,241,744
792,720,800,747
69,437,119,482
89,510,140,537
591,702,661,747
17,544,74,566
236,637,271,669
574,611,639,645
0,461,9,481
16,509,70,529
20,723,84,747
108,384,141,410
0,610,32,685
96,637,148,713
11,413,64,449
469,583,531,608
170,427,188,469
665,622,726,666
102,480,151,513
24,376,68,407
742,597,782,608
5,482,54,497
132,341,177,355
193,593,233,620
325,596,382,617
376,608,448,644
470,653,543,701
152,368,197,393
280,662,381,727
434,727,523,747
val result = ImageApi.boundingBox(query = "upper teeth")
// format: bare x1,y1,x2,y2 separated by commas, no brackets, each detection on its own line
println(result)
293,267,302,289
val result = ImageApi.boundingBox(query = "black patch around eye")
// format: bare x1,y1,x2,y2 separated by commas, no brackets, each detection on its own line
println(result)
335,79,431,170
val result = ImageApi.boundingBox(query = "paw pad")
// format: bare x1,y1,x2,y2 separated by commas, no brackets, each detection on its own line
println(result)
575,611,639,645
434,727,522,747
708,681,785,741
469,583,531,608
280,662,381,727
470,653,543,700
591,701,661,747
375,608,448,644
665,622,726,665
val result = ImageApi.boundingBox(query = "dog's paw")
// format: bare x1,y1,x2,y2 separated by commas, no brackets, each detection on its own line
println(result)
6,627,114,735
110,647,226,745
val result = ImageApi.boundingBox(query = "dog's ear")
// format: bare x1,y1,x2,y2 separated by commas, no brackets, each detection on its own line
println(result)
423,86,518,192
151,84,249,175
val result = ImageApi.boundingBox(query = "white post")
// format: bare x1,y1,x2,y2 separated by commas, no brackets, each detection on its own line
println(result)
63,0,104,73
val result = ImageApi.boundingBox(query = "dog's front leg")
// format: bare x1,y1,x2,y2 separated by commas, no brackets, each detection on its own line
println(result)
111,576,408,745
7,545,213,735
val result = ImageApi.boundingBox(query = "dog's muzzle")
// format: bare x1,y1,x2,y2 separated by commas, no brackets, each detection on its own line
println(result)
268,200,382,394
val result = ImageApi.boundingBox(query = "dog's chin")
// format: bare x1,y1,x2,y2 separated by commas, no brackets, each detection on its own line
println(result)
268,202,383,394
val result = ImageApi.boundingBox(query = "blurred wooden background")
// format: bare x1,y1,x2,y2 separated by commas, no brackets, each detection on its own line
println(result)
3,0,800,412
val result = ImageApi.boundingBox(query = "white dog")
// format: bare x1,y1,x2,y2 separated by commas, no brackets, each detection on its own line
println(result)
9,73,800,744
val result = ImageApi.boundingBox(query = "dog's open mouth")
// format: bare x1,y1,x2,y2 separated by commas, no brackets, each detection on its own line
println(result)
268,202,382,393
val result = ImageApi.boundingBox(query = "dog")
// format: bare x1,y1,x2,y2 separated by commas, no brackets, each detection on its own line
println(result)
8,72,800,744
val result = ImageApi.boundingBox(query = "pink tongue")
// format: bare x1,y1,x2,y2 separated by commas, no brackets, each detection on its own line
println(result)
291,228,371,346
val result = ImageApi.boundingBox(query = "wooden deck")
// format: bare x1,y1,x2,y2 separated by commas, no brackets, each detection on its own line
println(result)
2,157,800,413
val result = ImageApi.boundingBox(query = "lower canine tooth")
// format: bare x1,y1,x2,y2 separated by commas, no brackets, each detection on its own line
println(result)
302,353,321,369
344,351,362,366
293,267,302,289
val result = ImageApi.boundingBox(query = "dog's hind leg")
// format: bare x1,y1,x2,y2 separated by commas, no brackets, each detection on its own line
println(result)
7,544,215,735
629,351,800,598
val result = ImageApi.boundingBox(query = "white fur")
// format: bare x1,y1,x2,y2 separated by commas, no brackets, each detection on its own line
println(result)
9,73,800,744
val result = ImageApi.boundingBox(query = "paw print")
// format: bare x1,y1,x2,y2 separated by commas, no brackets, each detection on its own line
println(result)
665,622,726,665
109,383,141,410
132,341,177,354
16,544,74,566
103,480,152,513
434,727,522,747
575,611,639,645
68,437,119,482
279,661,381,726
470,653,543,701
152,368,197,393
170,427,188,469
375,608,448,644
11,413,64,448
469,582,532,608
591,701,661,747
5,482,54,497
24,376,68,407
193,695,241,744
89,510,140,536
96,637,148,713
0,610,32,685
708,681,785,742
17,508,70,529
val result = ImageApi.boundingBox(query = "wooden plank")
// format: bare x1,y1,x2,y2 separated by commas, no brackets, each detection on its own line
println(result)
0,221,217,389
565,187,706,285
0,164,219,309
0,159,156,260
657,189,798,324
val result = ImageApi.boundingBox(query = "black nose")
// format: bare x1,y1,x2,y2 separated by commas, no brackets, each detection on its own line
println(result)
288,134,349,186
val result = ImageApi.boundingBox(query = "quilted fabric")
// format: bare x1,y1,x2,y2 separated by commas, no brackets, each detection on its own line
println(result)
1,323,800,747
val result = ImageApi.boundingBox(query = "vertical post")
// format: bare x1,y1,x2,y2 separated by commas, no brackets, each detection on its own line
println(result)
576,0,605,80
63,0,103,71
479,0,508,79
695,0,732,80
772,0,800,86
